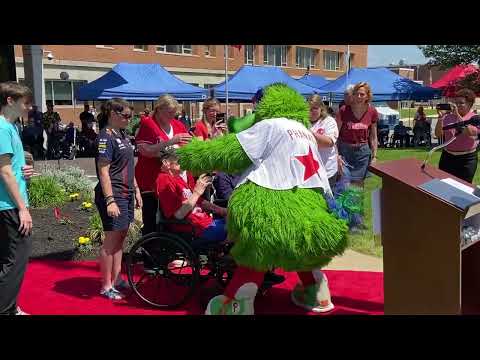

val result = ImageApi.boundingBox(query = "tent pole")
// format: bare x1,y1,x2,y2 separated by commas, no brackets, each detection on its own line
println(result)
225,45,229,117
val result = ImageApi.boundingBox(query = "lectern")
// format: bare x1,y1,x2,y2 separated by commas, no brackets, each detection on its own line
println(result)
369,158,480,315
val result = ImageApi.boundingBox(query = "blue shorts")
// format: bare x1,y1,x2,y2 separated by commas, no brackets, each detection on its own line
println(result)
95,192,134,232
195,218,227,247
338,142,372,182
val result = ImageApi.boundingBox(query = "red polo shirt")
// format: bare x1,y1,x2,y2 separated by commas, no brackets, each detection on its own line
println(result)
155,172,213,236
135,117,187,191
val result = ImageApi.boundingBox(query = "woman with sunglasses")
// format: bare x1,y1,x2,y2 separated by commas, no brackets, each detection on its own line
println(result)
435,88,479,183
94,98,142,300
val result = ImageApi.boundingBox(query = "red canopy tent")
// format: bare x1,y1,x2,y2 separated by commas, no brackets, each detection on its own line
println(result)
430,64,479,97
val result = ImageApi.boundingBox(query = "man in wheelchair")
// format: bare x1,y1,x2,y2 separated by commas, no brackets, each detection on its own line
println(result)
153,149,284,293
155,149,228,248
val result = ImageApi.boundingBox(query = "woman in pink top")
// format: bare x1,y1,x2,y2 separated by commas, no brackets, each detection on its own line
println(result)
435,88,479,183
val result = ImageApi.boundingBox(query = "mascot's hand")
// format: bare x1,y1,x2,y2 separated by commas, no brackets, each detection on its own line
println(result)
194,174,213,196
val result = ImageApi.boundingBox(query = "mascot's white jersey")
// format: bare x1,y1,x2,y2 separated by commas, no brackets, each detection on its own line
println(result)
235,118,332,195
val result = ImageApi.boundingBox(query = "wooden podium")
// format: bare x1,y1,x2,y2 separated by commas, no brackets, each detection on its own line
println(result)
369,158,480,315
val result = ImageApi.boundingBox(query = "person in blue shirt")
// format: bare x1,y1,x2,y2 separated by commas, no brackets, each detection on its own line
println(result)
0,82,35,315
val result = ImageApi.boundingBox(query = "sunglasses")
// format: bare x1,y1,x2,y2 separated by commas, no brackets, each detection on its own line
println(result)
115,111,132,119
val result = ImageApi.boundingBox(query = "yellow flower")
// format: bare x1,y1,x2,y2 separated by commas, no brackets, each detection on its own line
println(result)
84,203,92,208
78,236,87,244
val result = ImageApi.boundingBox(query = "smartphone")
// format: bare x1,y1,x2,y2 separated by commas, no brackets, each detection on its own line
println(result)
188,126,196,135
436,103,452,111
216,113,226,123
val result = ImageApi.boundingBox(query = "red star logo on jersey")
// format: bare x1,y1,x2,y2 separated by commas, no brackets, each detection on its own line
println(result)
295,146,320,181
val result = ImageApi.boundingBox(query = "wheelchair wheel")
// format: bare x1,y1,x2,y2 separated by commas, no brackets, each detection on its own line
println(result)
126,233,200,309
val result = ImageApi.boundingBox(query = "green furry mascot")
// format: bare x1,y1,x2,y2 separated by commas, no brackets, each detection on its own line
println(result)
177,84,348,315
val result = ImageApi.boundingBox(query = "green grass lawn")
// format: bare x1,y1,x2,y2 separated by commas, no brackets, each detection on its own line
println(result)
399,108,437,118
349,148,480,258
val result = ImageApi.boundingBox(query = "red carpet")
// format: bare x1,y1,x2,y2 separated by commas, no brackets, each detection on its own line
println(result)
18,260,384,315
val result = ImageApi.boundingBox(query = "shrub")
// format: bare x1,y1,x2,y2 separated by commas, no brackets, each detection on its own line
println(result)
88,210,104,242
42,166,95,201
28,176,66,208
126,115,141,136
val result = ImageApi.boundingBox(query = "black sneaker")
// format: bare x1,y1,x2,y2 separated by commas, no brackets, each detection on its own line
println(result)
263,271,286,286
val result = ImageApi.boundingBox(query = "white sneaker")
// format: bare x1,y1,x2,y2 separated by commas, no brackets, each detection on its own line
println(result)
205,282,258,315
114,277,131,291
291,271,335,313
15,306,29,315
168,259,189,269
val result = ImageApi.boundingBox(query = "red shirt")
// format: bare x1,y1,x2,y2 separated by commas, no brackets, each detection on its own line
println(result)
155,172,213,236
337,105,378,144
193,120,210,140
135,117,187,191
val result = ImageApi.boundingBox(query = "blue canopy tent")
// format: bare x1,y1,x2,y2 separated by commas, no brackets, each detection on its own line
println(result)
317,67,442,102
75,63,208,101
297,74,330,89
212,65,320,101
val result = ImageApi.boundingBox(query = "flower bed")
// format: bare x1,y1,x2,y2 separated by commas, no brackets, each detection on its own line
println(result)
28,166,142,261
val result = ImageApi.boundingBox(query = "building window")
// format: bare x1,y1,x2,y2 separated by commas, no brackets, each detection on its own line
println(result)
263,45,288,67
296,47,317,69
347,53,354,70
45,80,88,106
133,45,149,51
244,45,255,65
204,45,216,57
223,46,236,59
324,50,341,71
96,45,114,49
156,45,192,55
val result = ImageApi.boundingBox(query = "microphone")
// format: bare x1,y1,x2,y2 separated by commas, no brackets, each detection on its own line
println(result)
442,115,480,131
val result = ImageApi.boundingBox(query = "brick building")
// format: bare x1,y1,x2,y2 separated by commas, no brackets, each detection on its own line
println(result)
384,64,447,86
13,45,368,125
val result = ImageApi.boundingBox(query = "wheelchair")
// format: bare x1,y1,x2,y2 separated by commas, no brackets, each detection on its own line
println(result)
125,198,237,309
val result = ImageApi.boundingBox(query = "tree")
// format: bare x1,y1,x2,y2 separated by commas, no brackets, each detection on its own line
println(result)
418,45,480,69
456,71,480,95
418,45,480,95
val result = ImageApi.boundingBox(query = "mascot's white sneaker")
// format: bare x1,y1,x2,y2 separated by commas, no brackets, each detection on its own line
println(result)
291,271,335,313
205,283,258,315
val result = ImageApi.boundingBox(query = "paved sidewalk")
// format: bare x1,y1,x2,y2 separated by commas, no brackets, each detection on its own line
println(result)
325,250,383,272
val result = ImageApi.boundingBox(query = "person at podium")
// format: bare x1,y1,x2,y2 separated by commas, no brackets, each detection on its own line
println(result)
435,88,478,183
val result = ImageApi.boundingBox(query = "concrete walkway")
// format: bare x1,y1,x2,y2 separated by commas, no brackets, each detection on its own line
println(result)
325,250,383,272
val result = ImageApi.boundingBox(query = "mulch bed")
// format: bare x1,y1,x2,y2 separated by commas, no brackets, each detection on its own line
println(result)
30,200,96,261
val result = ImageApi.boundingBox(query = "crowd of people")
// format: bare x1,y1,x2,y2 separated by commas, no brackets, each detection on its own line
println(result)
1,77,479,315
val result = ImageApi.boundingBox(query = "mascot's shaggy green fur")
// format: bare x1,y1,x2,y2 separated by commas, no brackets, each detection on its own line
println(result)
177,84,348,272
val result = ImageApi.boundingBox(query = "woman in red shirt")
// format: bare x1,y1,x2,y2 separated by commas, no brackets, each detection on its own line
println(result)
135,94,192,236
193,98,228,140
336,82,378,186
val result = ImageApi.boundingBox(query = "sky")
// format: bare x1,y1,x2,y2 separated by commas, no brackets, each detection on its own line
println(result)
368,45,428,67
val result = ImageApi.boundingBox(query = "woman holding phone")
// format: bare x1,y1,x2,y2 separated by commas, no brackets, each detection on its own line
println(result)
193,98,228,140
435,88,479,183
